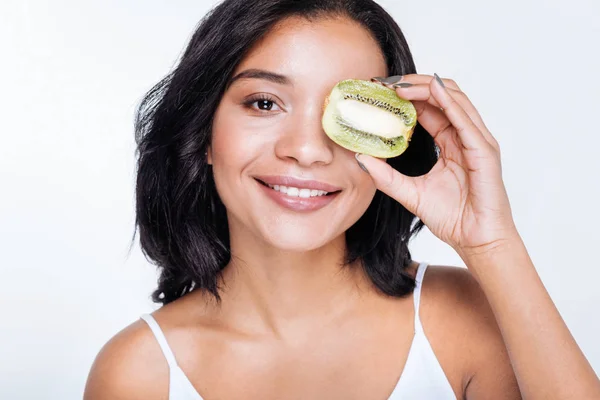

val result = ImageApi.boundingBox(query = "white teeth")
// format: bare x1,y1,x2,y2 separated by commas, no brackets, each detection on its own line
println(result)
266,183,329,197
298,189,311,198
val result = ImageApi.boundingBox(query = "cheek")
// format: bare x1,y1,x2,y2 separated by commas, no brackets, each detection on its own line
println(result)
210,107,247,204
211,108,247,165
209,102,277,209
349,165,379,215
211,103,278,167
354,180,378,219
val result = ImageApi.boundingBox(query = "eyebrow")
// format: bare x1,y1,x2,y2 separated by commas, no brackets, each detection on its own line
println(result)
228,69,292,88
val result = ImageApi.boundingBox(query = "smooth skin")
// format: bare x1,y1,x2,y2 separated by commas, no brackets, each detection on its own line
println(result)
358,72,600,398
84,16,600,400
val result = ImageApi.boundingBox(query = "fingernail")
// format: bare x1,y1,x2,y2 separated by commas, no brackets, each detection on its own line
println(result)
355,153,370,174
380,75,404,85
372,75,404,85
434,73,445,88
393,82,413,88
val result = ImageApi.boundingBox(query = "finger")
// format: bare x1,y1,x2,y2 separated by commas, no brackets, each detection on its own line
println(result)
411,99,453,140
374,74,461,91
372,75,501,153
354,153,420,215
407,100,463,163
395,83,451,107
392,77,500,152
427,73,490,152
398,88,489,152
394,84,495,144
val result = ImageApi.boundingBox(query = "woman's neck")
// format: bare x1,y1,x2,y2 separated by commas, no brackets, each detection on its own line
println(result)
214,230,377,339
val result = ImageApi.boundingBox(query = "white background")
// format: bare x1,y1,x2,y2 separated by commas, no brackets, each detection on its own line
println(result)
1,0,599,398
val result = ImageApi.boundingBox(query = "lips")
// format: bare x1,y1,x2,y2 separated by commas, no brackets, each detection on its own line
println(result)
253,175,342,212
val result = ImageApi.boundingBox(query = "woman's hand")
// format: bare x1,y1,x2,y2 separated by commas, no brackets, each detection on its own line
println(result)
359,75,600,399
356,74,519,259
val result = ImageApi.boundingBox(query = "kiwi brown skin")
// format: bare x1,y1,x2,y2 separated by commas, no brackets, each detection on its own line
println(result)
321,79,417,158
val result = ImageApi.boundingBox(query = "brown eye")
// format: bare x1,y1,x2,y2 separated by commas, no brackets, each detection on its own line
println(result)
256,100,273,111
243,94,282,113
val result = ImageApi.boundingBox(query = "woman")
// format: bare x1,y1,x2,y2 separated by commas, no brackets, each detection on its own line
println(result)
84,0,600,398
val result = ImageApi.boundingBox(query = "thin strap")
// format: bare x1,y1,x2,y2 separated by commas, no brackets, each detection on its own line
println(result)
413,262,429,332
140,313,178,368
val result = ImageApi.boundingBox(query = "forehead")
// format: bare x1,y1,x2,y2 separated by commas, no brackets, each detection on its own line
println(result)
233,16,388,86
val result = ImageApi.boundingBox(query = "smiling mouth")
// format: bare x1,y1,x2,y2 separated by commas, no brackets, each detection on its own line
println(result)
255,179,341,198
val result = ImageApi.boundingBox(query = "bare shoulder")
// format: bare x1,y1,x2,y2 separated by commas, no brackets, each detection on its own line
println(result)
422,264,521,399
422,264,488,310
83,316,169,400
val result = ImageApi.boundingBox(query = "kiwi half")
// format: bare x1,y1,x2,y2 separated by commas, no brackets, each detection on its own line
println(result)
322,79,417,158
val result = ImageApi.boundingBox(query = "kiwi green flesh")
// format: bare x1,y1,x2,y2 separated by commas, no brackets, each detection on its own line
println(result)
322,79,416,158
334,79,417,126
331,117,408,158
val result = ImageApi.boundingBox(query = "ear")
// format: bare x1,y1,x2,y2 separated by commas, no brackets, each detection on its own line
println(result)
206,146,212,165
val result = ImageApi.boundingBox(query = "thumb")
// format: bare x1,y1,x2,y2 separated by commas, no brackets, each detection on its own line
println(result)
355,153,420,215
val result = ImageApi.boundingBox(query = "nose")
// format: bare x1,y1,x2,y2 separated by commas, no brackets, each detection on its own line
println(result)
274,105,335,167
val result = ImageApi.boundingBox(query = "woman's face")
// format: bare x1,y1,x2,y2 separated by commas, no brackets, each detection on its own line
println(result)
210,16,388,251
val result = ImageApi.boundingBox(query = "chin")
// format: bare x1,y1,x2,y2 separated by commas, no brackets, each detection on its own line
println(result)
259,224,340,253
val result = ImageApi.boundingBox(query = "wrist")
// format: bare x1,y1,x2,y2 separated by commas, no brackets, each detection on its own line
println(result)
455,231,526,270
457,235,518,258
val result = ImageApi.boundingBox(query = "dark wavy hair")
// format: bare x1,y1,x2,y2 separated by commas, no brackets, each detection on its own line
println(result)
133,0,438,306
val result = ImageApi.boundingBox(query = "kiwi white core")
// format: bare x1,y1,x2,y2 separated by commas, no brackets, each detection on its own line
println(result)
336,99,404,139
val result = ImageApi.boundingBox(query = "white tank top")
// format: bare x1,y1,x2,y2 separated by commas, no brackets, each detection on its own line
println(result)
140,262,456,399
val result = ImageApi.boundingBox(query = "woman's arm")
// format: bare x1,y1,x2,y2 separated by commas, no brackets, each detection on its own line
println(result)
356,73,600,398
458,236,600,399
